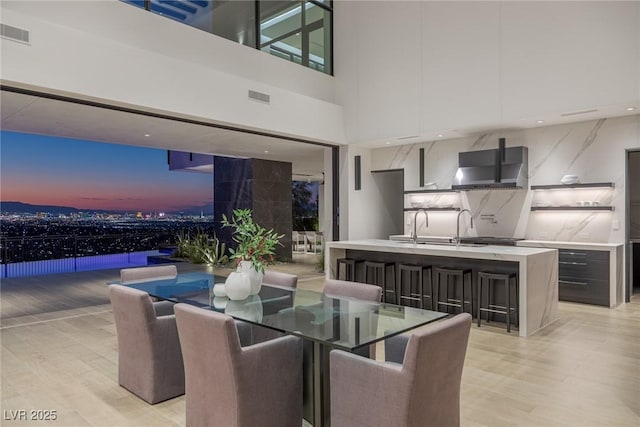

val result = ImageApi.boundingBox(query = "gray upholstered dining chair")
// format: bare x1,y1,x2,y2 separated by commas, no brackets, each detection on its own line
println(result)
322,279,382,358
120,264,177,284
323,278,382,301
174,303,303,427
108,284,185,404
263,270,299,289
120,265,178,313
240,270,299,345
330,313,472,427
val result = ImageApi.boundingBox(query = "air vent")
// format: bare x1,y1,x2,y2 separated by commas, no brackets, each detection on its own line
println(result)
0,23,30,44
560,109,598,117
248,90,270,104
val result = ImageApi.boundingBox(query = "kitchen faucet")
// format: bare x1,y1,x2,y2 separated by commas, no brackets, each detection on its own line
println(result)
411,209,429,244
454,209,474,246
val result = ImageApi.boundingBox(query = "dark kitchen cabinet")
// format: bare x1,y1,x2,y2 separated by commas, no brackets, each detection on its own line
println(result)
558,249,610,306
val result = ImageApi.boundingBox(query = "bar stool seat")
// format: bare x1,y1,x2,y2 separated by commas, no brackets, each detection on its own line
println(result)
477,271,519,333
397,264,433,309
434,267,473,315
364,261,397,304
336,258,365,282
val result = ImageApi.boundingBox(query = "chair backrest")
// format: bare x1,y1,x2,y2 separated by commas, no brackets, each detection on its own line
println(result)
175,303,302,427
403,313,472,426
264,270,299,289
120,265,177,284
330,313,471,427
108,284,185,404
109,284,157,352
323,279,382,302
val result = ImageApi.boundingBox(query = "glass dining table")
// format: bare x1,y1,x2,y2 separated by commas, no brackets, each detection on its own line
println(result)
109,272,447,427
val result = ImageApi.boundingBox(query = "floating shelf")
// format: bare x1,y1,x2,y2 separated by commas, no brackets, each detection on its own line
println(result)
404,189,459,194
531,206,614,211
531,182,614,190
404,207,461,212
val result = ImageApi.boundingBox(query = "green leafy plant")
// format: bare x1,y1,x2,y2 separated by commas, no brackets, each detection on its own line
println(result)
172,229,228,266
199,237,228,266
221,208,284,274
173,229,191,258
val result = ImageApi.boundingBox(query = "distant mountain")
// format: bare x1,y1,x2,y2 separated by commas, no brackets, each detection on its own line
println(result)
0,201,214,216
0,201,110,215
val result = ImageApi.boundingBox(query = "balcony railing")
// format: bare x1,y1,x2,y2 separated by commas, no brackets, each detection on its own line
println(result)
0,233,175,278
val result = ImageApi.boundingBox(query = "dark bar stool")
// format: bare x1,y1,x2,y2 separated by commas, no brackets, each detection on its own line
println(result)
364,261,397,304
397,264,433,309
336,258,364,282
434,267,473,315
477,271,519,333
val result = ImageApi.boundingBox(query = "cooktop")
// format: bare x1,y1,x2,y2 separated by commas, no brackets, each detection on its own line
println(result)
459,237,524,246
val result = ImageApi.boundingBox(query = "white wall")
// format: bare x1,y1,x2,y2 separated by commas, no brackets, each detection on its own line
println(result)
334,1,640,143
0,0,345,144
367,115,640,244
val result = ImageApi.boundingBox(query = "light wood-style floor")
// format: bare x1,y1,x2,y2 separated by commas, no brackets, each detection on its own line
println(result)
1,258,639,426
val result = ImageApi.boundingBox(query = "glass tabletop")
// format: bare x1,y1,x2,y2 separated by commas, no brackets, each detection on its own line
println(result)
109,272,448,351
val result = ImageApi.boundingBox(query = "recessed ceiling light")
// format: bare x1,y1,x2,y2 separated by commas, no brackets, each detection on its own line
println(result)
437,134,444,138
536,120,544,124
264,150,269,153
626,107,636,111
144,133,150,137
385,141,391,145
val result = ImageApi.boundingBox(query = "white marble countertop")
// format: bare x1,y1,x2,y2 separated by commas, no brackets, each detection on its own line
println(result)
518,240,623,250
327,239,555,262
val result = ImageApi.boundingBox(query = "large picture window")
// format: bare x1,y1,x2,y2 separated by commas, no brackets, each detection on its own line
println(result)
120,0,332,75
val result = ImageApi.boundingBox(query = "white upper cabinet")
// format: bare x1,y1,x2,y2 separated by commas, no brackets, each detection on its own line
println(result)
334,1,640,144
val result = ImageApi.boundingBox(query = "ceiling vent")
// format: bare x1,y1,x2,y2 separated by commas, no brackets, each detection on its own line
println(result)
248,90,270,104
0,23,30,44
560,109,598,117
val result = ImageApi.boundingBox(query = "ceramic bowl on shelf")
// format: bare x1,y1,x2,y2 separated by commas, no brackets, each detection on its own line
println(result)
410,201,424,208
535,201,551,207
424,182,438,189
560,174,580,185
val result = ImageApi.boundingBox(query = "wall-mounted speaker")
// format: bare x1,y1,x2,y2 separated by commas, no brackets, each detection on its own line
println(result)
419,148,425,187
355,155,361,191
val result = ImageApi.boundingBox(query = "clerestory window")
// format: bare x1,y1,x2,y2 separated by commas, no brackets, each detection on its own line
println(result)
121,0,333,75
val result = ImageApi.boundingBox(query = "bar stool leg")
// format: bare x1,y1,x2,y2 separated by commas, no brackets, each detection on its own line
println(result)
513,276,520,328
506,275,511,333
477,275,483,327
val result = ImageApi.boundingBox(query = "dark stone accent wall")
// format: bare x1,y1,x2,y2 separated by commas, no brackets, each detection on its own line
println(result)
213,157,292,262
251,159,293,261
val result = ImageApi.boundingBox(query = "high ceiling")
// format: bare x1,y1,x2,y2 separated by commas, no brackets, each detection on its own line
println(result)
0,89,330,182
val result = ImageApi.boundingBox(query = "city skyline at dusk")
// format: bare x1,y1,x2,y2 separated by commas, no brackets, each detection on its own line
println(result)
1,131,214,213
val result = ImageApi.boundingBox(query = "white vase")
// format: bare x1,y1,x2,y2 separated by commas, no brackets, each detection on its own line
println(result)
238,260,264,295
212,284,227,298
225,271,251,300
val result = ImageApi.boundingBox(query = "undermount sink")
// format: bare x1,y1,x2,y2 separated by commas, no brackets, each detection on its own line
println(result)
416,241,485,248
391,238,484,248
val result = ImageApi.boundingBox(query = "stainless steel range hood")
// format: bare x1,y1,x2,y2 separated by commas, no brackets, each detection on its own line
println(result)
451,138,528,190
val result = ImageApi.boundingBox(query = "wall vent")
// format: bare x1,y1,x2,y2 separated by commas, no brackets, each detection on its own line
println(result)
248,90,270,104
0,23,30,44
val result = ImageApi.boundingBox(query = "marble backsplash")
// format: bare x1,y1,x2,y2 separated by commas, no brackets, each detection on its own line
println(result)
378,115,640,243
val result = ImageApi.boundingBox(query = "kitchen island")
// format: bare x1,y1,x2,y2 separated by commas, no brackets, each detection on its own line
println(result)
325,239,559,337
